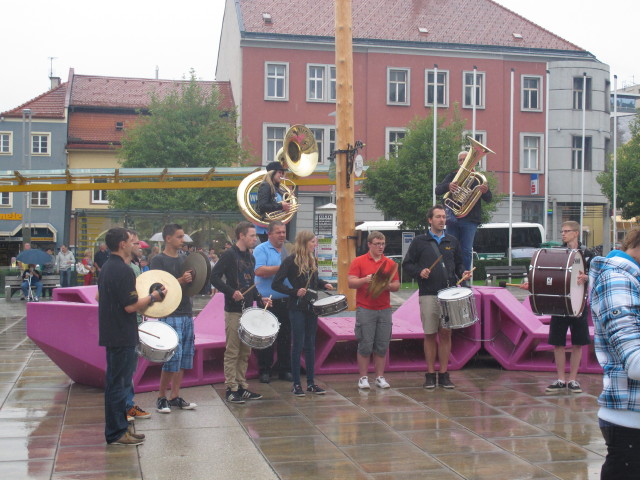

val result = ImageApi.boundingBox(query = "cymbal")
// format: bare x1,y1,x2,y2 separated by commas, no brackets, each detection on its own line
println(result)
180,251,209,297
136,270,181,318
367,260,398,299
197,251,212,295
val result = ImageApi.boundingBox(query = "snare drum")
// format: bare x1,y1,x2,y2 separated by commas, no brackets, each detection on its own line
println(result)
312,294,348,316
238,308,280,349
137,321,179,363
528,248,586,317
437,287,479,329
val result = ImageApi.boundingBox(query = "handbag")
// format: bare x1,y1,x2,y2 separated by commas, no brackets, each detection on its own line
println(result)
76,262,89,275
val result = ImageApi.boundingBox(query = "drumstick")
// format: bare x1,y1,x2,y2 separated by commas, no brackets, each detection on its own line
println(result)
241,284,256,296
263,295,272,312
428,255,443,271
498,281,523,288
456,267,477,286
138,328,161,339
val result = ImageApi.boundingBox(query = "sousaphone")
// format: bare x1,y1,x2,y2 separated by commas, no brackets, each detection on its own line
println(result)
237,125,318,227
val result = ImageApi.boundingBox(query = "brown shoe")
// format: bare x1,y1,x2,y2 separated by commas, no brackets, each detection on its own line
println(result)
127,425,145,440
110,432,144,446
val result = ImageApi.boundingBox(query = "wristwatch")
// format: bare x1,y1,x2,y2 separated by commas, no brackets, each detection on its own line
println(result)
148,294,155,305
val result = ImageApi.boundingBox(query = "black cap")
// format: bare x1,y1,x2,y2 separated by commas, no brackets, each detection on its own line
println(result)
266,161,286,172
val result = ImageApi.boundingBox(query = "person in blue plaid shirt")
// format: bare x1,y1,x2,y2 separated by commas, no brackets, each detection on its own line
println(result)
589,227,640,479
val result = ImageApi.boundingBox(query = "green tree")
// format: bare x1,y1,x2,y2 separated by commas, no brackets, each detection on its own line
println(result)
109,73,250,211
363,109,500,229
598,114,640,219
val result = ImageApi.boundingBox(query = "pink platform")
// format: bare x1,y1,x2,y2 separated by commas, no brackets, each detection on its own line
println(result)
27,285,602,392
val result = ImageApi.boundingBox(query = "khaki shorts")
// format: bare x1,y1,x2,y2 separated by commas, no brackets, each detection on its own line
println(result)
419,295,445,335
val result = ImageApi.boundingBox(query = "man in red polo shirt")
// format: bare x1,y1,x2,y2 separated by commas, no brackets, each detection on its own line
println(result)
348,231,400,389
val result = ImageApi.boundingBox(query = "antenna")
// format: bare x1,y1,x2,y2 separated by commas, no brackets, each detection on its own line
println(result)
155,65,159,79
48,57,57,78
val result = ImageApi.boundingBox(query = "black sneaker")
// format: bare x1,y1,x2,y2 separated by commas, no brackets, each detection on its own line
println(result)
259,372,270,384
168,396,197,409
567,380,582,393
238,387,262,400
307,384,326,395
439,372,455,389
545,380,567,394
423,373,437,389
292,384,305,397
156,396,171,413
226,388,245,404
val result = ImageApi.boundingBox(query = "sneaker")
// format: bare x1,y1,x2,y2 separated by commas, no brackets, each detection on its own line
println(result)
375,376,391,389
423,373,437,389
278,371,293,382
439,372,455,389
34,297,40,302
292,384,306,397
567,380,583,393
128,405,151,419
226,389,245,404
155,396,171,413
110,432,144,446
307,384,326,395
357,376,370,389
237,387,262,400
127,425,145,440
259,372,270,384
127,415,134,422
168,396,197,409
545,380,567,394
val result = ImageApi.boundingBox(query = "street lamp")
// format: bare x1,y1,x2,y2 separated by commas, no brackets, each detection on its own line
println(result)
21,108,32,247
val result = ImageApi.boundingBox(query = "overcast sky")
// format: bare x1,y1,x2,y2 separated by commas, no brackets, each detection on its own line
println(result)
1,0,637,114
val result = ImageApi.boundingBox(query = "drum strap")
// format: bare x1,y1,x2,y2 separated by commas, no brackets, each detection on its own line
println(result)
428,241,450,288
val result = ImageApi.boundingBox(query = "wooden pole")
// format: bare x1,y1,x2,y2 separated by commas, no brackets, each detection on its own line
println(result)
335,0,356,309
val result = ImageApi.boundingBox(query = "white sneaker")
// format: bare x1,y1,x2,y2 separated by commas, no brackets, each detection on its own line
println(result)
358,376,370,389
375,376,390,389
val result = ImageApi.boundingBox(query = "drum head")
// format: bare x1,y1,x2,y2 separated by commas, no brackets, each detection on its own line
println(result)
569,251,586,315
240,308,279,335
313,294,346,306
138,321,179,350
437,287,473,300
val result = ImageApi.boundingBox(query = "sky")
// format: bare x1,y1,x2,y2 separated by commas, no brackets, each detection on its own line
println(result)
1,0,638,114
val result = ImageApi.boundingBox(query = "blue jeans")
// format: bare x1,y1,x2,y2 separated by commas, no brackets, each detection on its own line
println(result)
21,279,42,298
599,418,640,479
104,346,137,443
446,219,479,271
290,309,318,386
60,269,72,288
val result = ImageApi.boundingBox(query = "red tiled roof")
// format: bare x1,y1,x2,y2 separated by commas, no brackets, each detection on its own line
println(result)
1,83,68,118
239,0,584,52
69,75,235,110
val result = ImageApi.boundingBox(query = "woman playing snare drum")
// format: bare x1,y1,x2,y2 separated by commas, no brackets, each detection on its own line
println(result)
272,231,333,397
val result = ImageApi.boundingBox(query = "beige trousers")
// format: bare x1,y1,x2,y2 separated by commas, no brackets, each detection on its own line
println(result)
224,311,251,391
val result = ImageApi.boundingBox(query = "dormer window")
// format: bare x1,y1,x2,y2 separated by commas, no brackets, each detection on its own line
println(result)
262,13,272,24
115,122,124,131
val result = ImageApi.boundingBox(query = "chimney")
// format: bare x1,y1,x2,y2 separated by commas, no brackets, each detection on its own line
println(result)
50,76,61,89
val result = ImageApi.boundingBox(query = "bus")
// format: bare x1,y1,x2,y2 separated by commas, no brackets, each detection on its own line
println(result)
473,222,545,259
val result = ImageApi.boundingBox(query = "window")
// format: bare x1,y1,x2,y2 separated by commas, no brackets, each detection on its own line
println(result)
265,62,288,101
520,134,544,172
308,126,336,165
572,76,592,110
571,136,592,171
263,124,288,164
387,68,409,105
92,179,108,204
307,64,336,102
0,183,12,207
604,80,611,114
31,133,50,155
385,128,406,158
30,184,50,207
425,70,449,107
463,131,488,170
463,71,485,108
522,201,544,225
0,132,12,154
521,76,542,111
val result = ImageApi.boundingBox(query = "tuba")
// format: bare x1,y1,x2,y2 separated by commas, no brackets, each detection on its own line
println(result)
443,136,494,218
237,125,318,227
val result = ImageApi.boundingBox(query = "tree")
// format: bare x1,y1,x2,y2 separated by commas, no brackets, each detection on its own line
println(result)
109,73,250,211
363,109,500,229
598,114,640,219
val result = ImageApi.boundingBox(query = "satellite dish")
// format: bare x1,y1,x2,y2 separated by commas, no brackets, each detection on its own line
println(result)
354,154,364,177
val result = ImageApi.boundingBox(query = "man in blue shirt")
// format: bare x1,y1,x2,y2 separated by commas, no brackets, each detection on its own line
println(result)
253,221,292,383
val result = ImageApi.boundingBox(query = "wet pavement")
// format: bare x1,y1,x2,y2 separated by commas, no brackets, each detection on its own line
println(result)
0,289,606,479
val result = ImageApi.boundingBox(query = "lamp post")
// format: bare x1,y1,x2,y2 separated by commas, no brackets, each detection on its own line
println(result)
21,108,32,247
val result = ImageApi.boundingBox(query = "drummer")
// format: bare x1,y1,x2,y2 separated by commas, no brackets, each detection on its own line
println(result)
402,205,470,389
211,221,272,404
519,221,594,394
348,231,400,390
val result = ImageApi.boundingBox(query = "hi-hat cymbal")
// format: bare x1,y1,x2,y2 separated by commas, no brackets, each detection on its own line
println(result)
136,270,181,318
180,251,209,297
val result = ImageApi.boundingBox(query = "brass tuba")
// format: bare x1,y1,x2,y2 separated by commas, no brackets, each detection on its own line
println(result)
236,125,318,227
443,136,495,218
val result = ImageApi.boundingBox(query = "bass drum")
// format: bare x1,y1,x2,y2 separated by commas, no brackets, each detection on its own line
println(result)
238,307,280,349
137,321,179,363
528,248,586,317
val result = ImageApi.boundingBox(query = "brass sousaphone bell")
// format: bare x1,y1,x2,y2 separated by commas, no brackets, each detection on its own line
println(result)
237,125,318,227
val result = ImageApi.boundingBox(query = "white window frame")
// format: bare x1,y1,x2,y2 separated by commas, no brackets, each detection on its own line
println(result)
30,183,51,208
519,133,544,173
462,71,486,109
0,132,12,155
521,75,543,112
91,179,108,204
307,125,336,165
264,62,289,101
571,135,592,171
0,182,12,207
572,76,592,110
306,64,336,103
31,132,51,156
387,68,410,106
463,130,488,170
263,123,289,165
425,69,449,107
385,128,406,158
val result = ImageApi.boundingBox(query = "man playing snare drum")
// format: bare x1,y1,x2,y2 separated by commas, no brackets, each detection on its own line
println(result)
348,231,400,390
402,205,471,389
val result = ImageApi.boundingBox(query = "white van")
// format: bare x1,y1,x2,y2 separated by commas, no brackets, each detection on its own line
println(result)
473,222,545,260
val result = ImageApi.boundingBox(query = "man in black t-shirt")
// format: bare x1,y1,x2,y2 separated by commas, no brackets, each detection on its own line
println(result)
99,227,166,446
